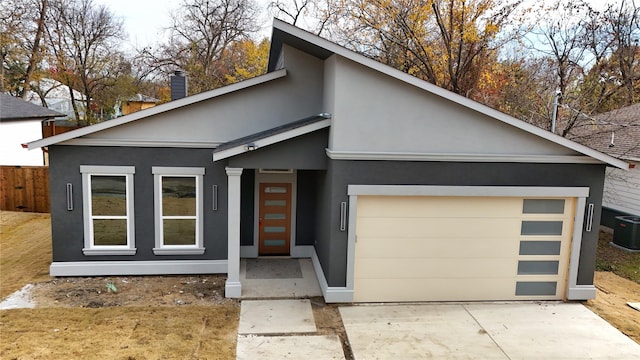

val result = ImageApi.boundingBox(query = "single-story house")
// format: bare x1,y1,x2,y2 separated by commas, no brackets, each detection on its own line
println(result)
1,93,64,165
27,20,628,303
574,104,640,225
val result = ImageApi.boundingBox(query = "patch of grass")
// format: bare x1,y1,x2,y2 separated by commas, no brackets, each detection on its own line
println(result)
0,306,239,359
0,211,53,298
596,229,640,283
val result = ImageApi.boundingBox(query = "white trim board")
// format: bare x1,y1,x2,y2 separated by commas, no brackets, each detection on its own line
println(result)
50,260,228,276
348,185,590,198
326,150,603,164
27,69,288,149
310,249,354,303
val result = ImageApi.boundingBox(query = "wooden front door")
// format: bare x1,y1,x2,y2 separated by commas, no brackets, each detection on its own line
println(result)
259,183,292,255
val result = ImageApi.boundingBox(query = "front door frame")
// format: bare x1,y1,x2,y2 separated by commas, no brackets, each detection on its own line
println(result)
242,170,298,257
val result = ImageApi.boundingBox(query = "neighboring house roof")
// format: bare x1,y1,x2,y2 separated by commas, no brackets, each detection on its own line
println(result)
26,19,628,170
567,103,640,162
126,94,159,103
0,93,65,121
25,78,85,102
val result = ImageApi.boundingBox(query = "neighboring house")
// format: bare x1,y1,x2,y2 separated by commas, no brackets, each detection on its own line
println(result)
26,78,86,121
568,103,640,225
119,94,159,116
1,93,64,165
27,20,628,303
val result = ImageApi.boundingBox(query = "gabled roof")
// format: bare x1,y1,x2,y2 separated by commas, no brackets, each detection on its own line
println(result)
1,93,64,121
567,103,640,162
26,20,628,170
26,69,288,149
268,19,628,170
213,114,331,161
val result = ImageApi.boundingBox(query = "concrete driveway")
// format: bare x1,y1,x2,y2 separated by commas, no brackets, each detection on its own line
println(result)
339,302,640,359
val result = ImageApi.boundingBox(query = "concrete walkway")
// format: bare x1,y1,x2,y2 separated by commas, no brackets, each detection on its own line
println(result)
236,299,345,359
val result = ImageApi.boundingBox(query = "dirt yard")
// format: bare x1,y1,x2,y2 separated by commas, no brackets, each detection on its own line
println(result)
1,210,638,359
0,211,347,359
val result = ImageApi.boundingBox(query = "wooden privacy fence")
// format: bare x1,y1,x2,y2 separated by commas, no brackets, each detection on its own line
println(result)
0,166,50,213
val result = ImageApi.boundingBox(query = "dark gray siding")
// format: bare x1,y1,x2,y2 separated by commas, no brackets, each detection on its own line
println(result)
228,129,328,170
315,160,606,287
48,145,229,262
296,170,321,246
240,169,255,246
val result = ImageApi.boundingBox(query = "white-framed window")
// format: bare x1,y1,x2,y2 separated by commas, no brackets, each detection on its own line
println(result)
152,167,205,255
80,165,136,255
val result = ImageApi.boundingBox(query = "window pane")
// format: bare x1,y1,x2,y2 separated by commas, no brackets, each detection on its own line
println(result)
264,226,286,233
93,219,127,246
264,239,286,246
162,177,196,216
519,241,562,255
265,200,286,206
264,213,286,220
515,282,557,296
163,219,196,245
517,261,559,275
523,199,565,214
521,221,563,235
91,176,126,216
265,186,287,193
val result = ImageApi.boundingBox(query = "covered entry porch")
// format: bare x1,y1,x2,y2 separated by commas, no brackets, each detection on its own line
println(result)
213,115,332,298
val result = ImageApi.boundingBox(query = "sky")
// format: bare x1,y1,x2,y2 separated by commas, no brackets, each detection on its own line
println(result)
94,0,274,52
96,0,613,54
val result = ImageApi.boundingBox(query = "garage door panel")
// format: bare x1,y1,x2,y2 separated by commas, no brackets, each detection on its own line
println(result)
353,278,517,302
356,218,521,238
357,196,523,218
355,237,519,258
353,195,574,302
354,258,516,279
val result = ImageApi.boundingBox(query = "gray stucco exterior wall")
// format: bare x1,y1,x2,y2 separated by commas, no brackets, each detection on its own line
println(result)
315,160,606,287
48,145,230,262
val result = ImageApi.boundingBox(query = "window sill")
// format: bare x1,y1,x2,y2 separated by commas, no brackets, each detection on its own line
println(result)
153,248,205,255
83,248,137,256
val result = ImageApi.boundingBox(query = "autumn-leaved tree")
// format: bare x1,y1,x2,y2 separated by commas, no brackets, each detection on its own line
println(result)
0,0,48,97
329,0,523,99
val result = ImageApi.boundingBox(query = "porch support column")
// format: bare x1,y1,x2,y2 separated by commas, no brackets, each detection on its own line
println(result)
225,167,243,298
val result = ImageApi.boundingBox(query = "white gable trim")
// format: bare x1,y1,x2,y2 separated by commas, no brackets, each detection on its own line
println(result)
272,20,628,170
326,150,602,164
27,69,288,150
61,138,225,148
213,118,331,161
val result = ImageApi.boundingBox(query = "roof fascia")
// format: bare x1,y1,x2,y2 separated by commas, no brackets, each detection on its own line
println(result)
212,118,331,161
271,20,629,170
27,69,288,149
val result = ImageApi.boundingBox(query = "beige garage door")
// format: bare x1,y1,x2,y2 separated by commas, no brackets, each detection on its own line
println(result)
353,196,575,302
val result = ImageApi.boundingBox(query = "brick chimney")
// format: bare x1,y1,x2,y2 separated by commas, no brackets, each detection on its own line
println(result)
170,70,188,100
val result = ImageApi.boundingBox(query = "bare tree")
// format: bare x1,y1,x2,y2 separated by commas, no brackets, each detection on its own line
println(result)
143,0,260,94
45,0,125,123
